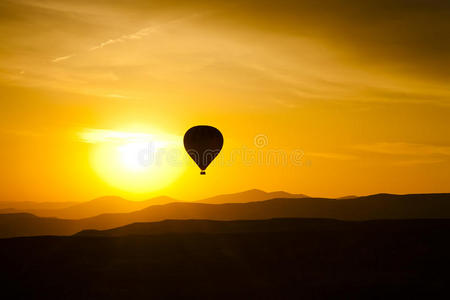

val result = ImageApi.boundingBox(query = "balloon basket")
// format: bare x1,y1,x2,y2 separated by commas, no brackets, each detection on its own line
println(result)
200,171,206,175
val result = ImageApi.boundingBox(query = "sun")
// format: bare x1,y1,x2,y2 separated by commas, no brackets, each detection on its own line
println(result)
80,128,186,193
118,142,155,172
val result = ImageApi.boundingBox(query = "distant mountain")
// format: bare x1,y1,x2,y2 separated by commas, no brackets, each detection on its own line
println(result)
0,208,19,214
41,196,177,219
0,200,78,210
0,196,177,219
197,189,309,204
0,213,80,237
1,193,450,238
0,190,306,218
80,193,450,231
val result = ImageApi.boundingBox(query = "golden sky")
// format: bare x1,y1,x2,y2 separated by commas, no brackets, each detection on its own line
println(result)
1,0,449,202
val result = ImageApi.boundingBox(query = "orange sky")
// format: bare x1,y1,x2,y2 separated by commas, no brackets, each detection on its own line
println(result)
1,0,449,202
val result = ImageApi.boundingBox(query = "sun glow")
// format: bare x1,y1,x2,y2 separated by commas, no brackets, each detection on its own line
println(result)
118,142,150,172
80,128,186,193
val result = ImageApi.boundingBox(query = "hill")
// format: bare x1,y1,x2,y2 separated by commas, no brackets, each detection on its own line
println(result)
0,200,78,210
75,217,450,237
0,196,177,219
78,193,450,231
0,189,307,219
0,189,309,219
76,218,345,236
41,196,176,219
0,213,81,237
197,189,308,204
1,218,450,299
1,193,450,238
0,189,307,218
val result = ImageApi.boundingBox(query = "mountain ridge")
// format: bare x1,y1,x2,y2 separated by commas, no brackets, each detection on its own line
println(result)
0,195,178,219
1,193,450,238
0,189,306,218
75,217,450,237
196,189,309,204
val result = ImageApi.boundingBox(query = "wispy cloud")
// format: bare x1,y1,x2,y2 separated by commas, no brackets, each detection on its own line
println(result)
78,129,153,144
89,13,203,52
50,13,204,64
352,142,450,156
394,159,445,166
89,27,157,51
78,129,180,148
52,54,74,63
105,94,131,99
51,25,159,63
308,152,358,160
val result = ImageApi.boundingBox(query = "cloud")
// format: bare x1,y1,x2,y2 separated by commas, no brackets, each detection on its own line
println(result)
394,159,445,166
227,0,450,82
50,26,158,63
49,13,202,64
105,94,132,99
87,13,204,52
52,54,74,63
308,152,358,160
3,0,450,107
352,143,450,156
78,129,153,144
89,27,156,51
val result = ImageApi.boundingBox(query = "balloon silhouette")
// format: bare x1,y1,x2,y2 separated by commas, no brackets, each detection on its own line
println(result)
184,125,223,175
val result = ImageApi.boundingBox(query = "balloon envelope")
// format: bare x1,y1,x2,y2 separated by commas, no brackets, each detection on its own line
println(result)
183,126,223,174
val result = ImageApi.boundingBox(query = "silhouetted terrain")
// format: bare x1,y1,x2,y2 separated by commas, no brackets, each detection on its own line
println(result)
1,218,449,299
0,200,79,210
338,195,359,199
0,189,306,218
0,196,177,219
76,218,450,237
0,190,306,218
197,189,308,204
77,218,347,236
0,193,449,238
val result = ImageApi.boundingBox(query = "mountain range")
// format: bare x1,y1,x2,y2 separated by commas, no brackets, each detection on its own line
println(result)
0,189,306,219
75,217,450,237
0,192,449,238
0,196,175,219
196,189,308,204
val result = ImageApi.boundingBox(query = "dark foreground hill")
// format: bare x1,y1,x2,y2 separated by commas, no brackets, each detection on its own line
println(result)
0,193,450,238
75,217,450,237
1,218,449,299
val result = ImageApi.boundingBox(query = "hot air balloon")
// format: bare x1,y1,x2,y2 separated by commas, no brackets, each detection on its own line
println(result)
184,125,223,175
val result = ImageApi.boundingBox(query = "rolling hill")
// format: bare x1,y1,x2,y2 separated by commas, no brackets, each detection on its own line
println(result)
78,193,450,231
0,200,79,210
43,196,176,219
197,189,309,204
0,193,449,238
76,218,344,237
1,218,450,298
0,190,307,219
75,218,450,237
0,196,177,219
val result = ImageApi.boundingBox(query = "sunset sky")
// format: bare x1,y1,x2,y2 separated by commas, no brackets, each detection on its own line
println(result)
1,0,449,202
